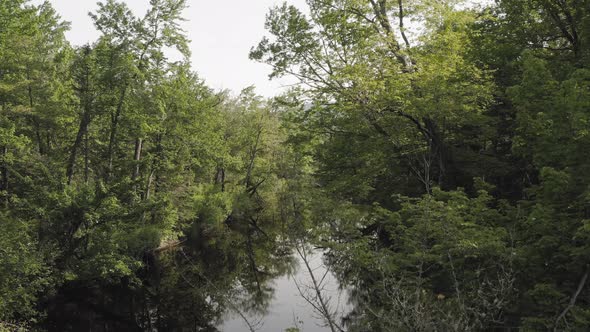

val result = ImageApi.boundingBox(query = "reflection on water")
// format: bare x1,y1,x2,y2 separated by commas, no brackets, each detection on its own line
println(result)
220,249,347,332
41,220,348,331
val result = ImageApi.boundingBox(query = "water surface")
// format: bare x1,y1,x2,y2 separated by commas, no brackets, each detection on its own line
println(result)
220,250,348,332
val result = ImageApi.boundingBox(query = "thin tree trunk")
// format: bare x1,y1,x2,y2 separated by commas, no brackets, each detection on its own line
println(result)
133,138,143,180
154,173,161,196
46,131,51,152
149,134,163,223
84,131,90,184
294,243,343,332
106,84,128,181
214,167,225,192
27,70,44,155
245,125,262,189
423,117,454,190
145,169,155,200
67,113,91,185
554,266,589,331
153,133,163,195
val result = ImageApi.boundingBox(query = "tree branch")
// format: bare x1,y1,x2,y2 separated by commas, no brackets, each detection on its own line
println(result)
554,265,589,331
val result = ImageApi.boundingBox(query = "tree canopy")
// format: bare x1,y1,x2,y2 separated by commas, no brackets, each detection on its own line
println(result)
1,0,590,331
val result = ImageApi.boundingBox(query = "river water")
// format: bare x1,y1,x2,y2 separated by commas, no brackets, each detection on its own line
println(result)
40,230,351,331
220,250,349,332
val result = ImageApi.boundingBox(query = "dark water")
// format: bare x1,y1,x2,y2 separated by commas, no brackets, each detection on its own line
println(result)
41,222,348,332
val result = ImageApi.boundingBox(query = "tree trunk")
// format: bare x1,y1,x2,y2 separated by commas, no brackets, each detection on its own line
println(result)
84,131,90,184
294,243,343,332
132,138,143,180
214,167,225,192
145,169,155,200
106,84,128,181
245,125,262,189
67,112,91,185
423,117,455,190
153,133,163,195
27,69,45,155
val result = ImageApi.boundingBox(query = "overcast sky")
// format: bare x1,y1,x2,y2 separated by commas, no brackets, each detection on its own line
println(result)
32,0,305,97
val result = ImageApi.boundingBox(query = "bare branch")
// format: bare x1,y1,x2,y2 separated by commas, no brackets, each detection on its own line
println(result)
554,265,589,331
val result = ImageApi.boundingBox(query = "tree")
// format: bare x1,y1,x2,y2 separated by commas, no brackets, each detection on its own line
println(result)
253,0,590,329
252,0,494,195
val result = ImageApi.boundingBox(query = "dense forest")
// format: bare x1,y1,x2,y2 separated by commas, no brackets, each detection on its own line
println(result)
1,0,589,331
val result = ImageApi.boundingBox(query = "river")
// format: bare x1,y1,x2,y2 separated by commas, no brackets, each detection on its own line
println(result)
220,249,349,332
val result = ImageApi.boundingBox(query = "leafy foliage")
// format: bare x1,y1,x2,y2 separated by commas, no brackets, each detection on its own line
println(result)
254,0,590,330
1,0,590,330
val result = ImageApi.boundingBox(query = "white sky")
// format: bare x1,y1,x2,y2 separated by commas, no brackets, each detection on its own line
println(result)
31,0,491,97
32,0,306,97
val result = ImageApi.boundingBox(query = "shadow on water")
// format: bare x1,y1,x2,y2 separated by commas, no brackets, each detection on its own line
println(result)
40,220,346,332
